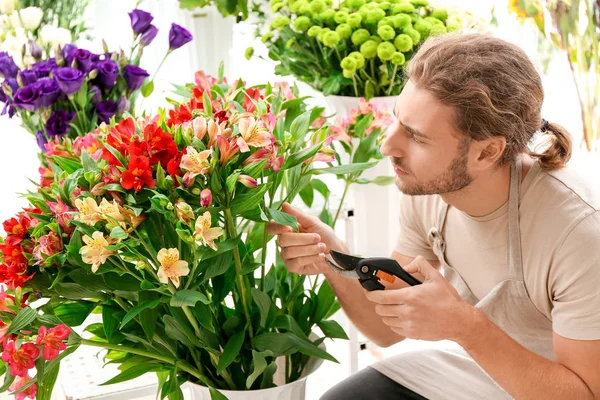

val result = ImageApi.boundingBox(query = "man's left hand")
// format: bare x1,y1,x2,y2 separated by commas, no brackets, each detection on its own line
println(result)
365,256,479,342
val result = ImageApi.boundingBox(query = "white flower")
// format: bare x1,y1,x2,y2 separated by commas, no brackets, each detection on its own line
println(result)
0,0,16,14
39,25,71,47
0,15,10,30
18,7,43,31
52,27,71,47
8,11,21,28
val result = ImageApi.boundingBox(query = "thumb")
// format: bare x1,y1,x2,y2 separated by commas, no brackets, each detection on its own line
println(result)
281,202,318,227
403,256,440,282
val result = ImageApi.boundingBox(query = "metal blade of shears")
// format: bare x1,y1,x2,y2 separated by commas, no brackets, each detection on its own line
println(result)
324,256,360,279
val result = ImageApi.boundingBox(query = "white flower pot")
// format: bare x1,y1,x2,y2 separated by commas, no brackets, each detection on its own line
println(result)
181,354,324,400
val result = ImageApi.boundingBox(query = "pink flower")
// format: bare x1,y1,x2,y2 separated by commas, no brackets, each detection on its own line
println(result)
0,287,15,313
33,231,63,265
9,374,37,400
1,341,39,377
305,136,335,164
43,138,70,158
237,174,258,188
242,145,283,172
273,81,295,101
73,133,102,160
46,199,73,234
217,136,240,165
200,188,212,207
37,324,71,361
194,71,218,94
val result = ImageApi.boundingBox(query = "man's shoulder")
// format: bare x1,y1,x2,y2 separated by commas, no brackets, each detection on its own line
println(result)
537,153,600,212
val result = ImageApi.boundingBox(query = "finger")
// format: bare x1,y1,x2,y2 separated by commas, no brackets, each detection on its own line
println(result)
365,288,411,305
277,232,321,248
381,316,405,328
266,221,294,235
282,203,319,227
403,256,441,281
281,243,327,260
287,254,325,274
374,304,404,317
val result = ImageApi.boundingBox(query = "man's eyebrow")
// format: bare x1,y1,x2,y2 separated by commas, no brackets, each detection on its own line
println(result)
398,120,431,140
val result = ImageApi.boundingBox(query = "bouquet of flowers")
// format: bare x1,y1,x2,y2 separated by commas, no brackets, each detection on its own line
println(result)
249,0,467,99
179,0,250,20
0,7,193,153
0,71,380,398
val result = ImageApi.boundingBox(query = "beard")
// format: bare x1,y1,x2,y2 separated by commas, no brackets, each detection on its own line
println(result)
394,140,473,196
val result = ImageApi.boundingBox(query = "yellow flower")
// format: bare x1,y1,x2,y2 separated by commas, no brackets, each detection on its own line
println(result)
194,211,224,251
74,197,102,226
180,146,212,187
80,231,115,273
99,198,126,226
157,248,190,288
122,207,146,229
175,199,195,224
237,117,272,153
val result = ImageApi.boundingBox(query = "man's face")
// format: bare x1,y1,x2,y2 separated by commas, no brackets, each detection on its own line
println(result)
380,80,473,196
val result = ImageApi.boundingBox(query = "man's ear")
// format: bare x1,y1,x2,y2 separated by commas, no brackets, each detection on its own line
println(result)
471,136,506,170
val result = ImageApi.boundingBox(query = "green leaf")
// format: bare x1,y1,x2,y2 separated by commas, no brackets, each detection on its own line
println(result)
260,362,277,389
163,315,202,348
251,288,271,328
282,140,323,170
139,291,159,342
272,315,309,340
253,332,337,362
6,307,37,336
230,184,268,215
170,290,210,307
53,301,96,326
246,350,268,389
209,387,229,400
103,305,124,344
352,113,373,140
317,320,348,339
203,90,213,116
226,171,241,193
311,178,330,199
217,331,245,374
103,143,127,167
299,181,314,207
53,282,107,301
311,162,378,176
266,208,298,231
141,80,154,98
314,281,335,322
289,111,312,142
0,372,15,391
101,363,162,385
37,345,79,400
50,156,82,174
370,175,395,186
120,298,161,329
80,149,97,172
203,251,233,280
241,159,268,179
321,74,344,96
110,226,128,239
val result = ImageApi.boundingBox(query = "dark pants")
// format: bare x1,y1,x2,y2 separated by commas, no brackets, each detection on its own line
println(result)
320,367,428,400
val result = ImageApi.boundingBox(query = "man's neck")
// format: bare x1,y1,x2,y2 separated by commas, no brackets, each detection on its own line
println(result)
440,155,534,218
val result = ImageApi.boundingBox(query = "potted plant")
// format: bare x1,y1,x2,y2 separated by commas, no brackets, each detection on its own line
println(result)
0,71,379,399
0,8,193,153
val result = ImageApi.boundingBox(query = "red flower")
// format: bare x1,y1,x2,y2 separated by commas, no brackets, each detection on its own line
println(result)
167,147,186,179
144,123,178,169
243,88,263,113
38,166,54,188
37,324,71,361
167,104,193,127
2,214,31,237
121,156,155,192
46,199,73,235
0,287,15,313
213,110,229,125
0,264,34,288
1,341,39,377
0,242,28,267
102,118,136,166
9,374,37,400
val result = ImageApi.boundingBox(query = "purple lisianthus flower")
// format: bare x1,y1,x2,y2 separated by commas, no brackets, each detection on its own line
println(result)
169,24,193,51
116,96,130,115
89,85,101,104
62,44,78,66
0,52,19,79
29,41,43,60
36,130,47,151
13,83,42,111
129,9,154,35
96,100,118,123
74,49,93,73
19,69,39,86
38,78,61,107
46,109,76,137
95,59,119,89
53,67,85,95
123,65,149,91
0,79,18,117
140,25,158,46
33,59,57,78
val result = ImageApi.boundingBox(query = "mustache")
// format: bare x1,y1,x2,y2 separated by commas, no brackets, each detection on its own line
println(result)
391,158,410,174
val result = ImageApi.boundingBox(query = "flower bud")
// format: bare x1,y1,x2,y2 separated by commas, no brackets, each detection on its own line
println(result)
200,188,212,207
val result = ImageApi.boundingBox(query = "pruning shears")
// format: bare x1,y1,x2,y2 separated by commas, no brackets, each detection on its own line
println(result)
325,250,422,291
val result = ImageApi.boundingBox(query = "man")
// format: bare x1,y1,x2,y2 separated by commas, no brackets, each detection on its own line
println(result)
267,33,600,399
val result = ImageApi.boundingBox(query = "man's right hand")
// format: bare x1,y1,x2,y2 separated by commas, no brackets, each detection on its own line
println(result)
266,202,342,276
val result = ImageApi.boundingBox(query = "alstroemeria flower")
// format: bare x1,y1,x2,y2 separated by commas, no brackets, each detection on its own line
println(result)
306,136,335,164
207,119,230,148
157,248,189,288
121,155,155,192
236,117,272,153
74,197,102,226
194,212,224,251
9,374,37,400
47,199,73,233
180,146,211,187
80,231,116,273
33,231,63,265
192,117,207,140
200,188,212,207
217,136,239,165
1,341,39,377
175,200,194,224
0,287,15,312
37,324,70,361
242,145,284,172
237,174,258,188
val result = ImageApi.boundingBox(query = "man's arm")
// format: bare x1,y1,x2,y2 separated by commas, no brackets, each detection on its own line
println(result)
324,245,440,348
459,313,600,399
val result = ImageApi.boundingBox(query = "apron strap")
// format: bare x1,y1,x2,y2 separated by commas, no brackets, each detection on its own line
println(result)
508,156,525,282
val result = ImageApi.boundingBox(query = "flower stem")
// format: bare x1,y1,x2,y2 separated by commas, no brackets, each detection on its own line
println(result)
387,64,398,96
333,180,351,227
224,208,254,338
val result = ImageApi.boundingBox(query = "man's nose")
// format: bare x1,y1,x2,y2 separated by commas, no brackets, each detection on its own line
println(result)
381,128,404,157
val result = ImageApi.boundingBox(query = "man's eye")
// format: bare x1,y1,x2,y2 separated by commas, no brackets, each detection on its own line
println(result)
411,133,422,143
